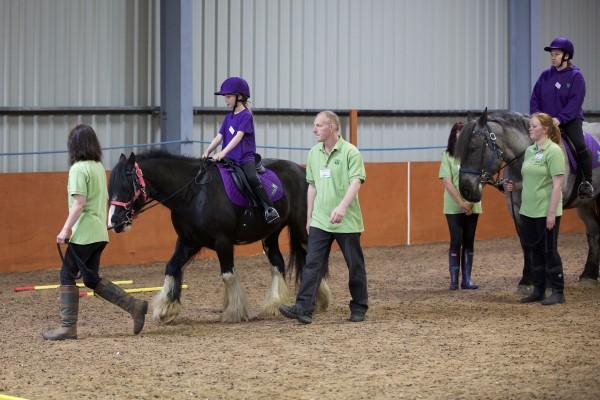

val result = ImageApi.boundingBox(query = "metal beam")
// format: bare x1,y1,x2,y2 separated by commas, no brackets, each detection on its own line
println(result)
160,0,193,155
508,0,531,114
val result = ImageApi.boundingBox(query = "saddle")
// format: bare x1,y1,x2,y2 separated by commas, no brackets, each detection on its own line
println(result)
216,155,284,208
561,132,600,173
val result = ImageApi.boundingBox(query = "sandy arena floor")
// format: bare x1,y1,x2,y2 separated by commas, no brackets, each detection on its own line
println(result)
1,232,600,400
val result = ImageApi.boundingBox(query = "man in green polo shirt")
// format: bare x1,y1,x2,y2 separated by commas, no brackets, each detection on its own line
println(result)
279,111,368,324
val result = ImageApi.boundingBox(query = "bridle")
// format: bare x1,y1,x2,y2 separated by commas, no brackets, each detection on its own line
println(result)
459,123,525,187
109,161,152,229
109,158,212,230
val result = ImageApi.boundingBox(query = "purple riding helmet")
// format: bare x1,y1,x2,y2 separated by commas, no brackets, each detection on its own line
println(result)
214,77,251,98
544,37,575,59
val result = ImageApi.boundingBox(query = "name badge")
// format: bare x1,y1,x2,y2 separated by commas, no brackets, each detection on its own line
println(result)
228,126,235,135
534,152,543,161
554,81,562,90
320,168,331,178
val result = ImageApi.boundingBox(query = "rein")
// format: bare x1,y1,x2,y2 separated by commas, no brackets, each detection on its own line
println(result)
109,159,212,230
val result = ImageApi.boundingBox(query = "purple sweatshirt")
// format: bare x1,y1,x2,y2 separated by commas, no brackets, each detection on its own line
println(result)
530,64,586,124
218,108,256,163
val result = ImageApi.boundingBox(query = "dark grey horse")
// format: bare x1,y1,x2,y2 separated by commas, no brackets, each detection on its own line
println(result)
456,110,600,292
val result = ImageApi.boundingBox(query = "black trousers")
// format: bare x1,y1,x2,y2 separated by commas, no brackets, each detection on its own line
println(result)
445,213,479,254
241,160,272,206
519,215,564,292
59,242,107,289
296,227,368,315
562,119,592,181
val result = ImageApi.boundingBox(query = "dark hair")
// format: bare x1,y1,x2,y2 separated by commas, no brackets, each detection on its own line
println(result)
446,121,464,157
67,124,102,165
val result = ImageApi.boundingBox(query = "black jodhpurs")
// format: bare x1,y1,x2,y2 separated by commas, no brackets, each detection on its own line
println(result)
241,160,272,206
295,227,368,315
59,242,107,289
519,215,564,292
445,213,479,255
562,119,592,181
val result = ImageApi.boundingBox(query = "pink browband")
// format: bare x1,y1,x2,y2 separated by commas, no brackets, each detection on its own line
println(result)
110,162,148,211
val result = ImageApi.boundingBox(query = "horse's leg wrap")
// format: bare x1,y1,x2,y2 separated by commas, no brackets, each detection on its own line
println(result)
152,275,182,324
221,269,251,322
261,266,292,316
95,278,148,334
42,285,78,340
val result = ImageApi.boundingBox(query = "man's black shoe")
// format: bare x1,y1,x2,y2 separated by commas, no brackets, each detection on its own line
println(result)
278,304,312,324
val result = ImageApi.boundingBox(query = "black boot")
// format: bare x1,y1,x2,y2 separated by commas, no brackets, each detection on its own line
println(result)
541,289,565,305
460,249,478,290
577,149,594,199
520,286,545,303
254,184,280,224
94,279,148,335
42,285,79,340
448,251,459,290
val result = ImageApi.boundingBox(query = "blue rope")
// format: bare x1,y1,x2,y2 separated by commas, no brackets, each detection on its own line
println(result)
0,140,445,157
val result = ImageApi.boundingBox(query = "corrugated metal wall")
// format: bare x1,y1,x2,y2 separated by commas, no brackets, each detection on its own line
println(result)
191,0,509,163
0,0,159,172
1,0,599,171
534,0,600,111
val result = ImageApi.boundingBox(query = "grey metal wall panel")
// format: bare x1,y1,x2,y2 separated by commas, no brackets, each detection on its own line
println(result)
0,0,156,172
191,0,509,110
534,0,600,110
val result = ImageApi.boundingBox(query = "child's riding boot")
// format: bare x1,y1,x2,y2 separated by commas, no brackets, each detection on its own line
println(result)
42,285,79,340
255,184,280,224
94,279,148,335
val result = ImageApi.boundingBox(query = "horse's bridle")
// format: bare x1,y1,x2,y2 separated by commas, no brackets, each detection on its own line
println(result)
110,161,149,227
109,159,212,229
459,123,524,187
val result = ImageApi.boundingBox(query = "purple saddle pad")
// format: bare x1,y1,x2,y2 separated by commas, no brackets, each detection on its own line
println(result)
563,132,600,172
216,164,284,208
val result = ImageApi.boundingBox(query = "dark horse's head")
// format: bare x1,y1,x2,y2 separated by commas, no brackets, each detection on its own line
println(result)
456,108,531,202
108,153,148,233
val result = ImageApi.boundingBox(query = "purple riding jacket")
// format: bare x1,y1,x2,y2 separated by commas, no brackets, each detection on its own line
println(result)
530,65,586,124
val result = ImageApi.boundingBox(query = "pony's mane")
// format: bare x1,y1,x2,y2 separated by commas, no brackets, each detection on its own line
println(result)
136,149,200,163
454,111,529,161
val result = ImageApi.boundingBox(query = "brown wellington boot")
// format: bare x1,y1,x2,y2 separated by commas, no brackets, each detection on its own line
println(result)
42,285,79,340
94,278,148,335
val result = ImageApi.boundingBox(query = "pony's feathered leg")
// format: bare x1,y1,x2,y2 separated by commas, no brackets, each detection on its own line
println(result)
151,241,197,324
262,266,292,316
222,269,251,322
261,235,292,316
315,279,332,313
152,275,183,324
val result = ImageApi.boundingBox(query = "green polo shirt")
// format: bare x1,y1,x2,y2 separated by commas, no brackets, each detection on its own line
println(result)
520,140,565,218
68,160,109,244
438,151,482,214
306,137,366,233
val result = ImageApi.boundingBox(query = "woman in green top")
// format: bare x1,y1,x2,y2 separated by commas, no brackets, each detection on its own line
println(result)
517,113,566,305
439,122,482,290
43,125,148,340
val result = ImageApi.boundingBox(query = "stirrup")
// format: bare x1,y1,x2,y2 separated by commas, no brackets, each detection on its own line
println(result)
264,207,280,224
578,180,594,198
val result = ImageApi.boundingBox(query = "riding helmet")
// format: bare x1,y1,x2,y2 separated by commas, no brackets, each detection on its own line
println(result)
214,77,251,98
544,37,575,59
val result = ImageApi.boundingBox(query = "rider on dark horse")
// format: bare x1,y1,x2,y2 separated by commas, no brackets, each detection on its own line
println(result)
530,36,593,199
202,76,280,224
